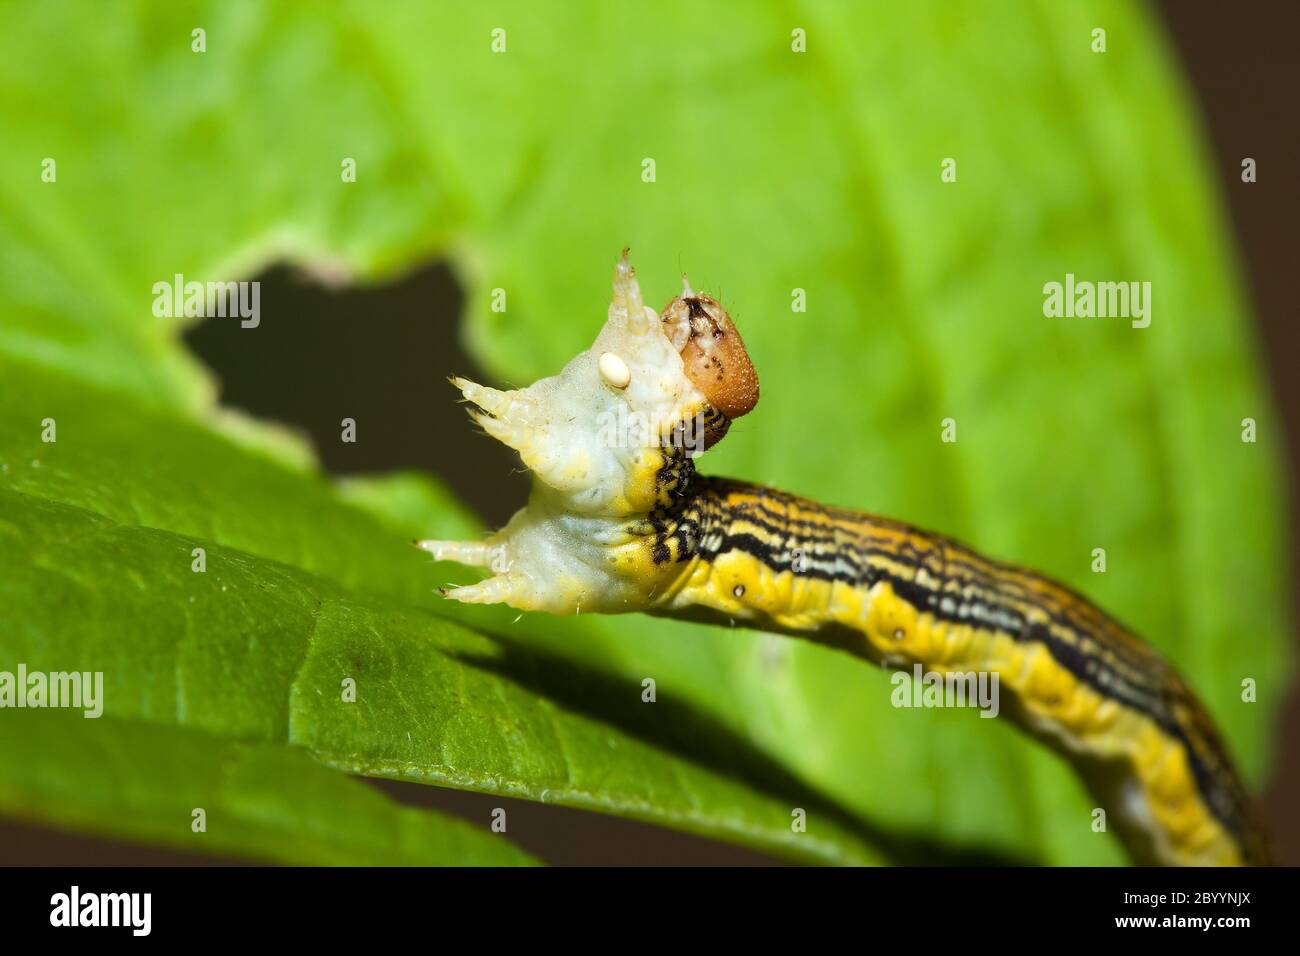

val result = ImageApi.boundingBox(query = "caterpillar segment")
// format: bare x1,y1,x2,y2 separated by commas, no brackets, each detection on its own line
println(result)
416,252,1268,867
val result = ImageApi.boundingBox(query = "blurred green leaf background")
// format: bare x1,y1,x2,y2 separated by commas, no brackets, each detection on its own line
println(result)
0,0,1290,865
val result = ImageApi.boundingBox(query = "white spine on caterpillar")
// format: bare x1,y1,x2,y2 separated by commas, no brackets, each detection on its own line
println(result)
417,251,718,614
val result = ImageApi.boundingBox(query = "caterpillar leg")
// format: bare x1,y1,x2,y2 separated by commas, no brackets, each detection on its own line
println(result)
414,538,545,611
447,374,558,475
413,538,498,567
441,573,533,606
452,376,537,432
413,525,632,615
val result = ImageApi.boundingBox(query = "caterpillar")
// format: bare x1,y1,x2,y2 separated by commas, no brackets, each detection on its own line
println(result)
418,251,1268,866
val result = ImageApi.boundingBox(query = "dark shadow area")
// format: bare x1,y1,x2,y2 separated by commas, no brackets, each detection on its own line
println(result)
0,818,258,866
368,781,787,867
183,262,526,527
1157,0,1300,868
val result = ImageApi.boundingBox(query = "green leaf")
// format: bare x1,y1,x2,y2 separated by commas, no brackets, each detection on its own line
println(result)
0,0,1289,866
0,710,538,866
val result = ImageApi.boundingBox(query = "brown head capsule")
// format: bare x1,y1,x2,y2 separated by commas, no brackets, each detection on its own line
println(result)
660,284,759,421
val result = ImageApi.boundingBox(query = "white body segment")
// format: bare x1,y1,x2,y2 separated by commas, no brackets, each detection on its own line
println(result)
418,253,709,614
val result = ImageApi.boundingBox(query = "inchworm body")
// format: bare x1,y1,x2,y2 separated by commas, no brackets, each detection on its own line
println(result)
419,253,1266,866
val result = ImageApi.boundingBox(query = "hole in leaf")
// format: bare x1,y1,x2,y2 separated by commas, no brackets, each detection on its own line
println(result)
183,262,526,526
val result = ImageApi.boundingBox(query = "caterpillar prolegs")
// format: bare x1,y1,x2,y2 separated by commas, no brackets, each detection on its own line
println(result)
417,252,1267,866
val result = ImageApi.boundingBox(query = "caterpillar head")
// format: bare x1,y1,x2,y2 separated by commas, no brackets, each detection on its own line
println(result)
659,285,759,422
449,250,758,517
